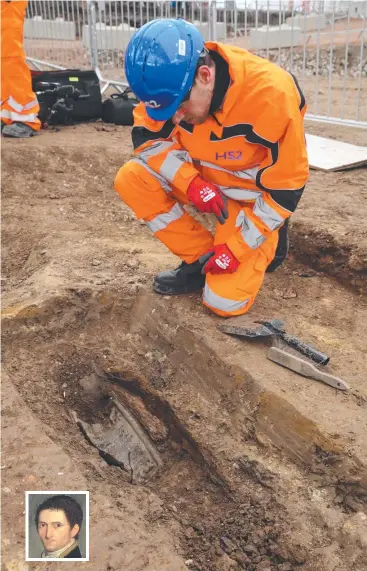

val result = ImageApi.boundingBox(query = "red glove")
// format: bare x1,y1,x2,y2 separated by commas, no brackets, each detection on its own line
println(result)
202,244,240,275
187,176,228,225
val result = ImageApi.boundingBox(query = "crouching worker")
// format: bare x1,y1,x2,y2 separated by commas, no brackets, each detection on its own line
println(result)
114,19,309,317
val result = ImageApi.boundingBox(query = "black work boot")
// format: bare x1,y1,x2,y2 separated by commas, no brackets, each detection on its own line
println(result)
153,254,213,295
266,219,289,273
2,122,38,138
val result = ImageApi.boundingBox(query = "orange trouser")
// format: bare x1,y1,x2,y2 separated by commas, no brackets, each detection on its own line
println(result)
114,160,278,317
1,0,41,130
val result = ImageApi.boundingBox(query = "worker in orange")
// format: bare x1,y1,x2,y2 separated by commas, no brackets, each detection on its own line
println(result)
1,0,41,137
114,19,309,317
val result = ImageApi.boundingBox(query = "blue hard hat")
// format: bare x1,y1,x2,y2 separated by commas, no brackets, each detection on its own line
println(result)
124,18,205,121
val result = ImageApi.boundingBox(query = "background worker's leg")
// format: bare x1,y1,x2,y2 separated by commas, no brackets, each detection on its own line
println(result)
1,58,40,131
1,1,41,132
115,160,214,263
203,200,279,317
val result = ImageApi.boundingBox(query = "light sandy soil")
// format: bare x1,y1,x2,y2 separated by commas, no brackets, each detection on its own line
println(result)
1,118,367,571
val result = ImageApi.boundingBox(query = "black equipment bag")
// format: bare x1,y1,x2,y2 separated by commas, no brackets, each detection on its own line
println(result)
31,69,102,124
101,89,139,126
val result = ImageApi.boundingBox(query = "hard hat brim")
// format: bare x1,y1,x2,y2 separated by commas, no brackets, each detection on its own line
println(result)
145,47,198,122
145,93,186,122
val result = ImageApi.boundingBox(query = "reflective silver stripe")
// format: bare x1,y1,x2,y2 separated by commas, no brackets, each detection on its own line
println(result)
0,109,38,123
139,140,175,161
160,150,192,182
236,211,266,249
131,157,172,193
7,96,38,112
198,160,258,181
146,203,184,233
253,196,285,231
23,98,39,111
7,95,23,112
217,185,262,201
203,284,250,313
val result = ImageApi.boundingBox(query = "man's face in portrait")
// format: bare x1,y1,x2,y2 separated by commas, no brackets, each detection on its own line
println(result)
37,509,79,552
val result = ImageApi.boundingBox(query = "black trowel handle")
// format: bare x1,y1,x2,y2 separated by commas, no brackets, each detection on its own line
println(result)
259,321,330,366
279,331,329,366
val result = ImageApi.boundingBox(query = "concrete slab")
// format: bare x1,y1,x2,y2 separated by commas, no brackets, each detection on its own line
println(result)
193,20,226,41
82,23,136,51
24,17,76,41
81,21,226,50
286,13,326,31
306,133,367,171
250,24,302,50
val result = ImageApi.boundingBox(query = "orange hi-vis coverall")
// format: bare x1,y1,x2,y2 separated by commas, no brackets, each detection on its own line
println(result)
115,42,309,317
1,0,41,130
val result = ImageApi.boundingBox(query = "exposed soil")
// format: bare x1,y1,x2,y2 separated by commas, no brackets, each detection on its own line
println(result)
2,120,367,571
292,121,367,292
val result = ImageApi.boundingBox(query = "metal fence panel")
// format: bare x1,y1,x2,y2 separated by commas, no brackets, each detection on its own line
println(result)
24,0,367,127
80,0,215,92
213,0,367,127
25,0,91,70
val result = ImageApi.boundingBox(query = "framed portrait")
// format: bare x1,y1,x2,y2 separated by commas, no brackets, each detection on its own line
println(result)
25,491,89,561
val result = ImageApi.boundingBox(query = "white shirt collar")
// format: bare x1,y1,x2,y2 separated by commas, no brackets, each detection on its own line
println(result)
41,539,77,558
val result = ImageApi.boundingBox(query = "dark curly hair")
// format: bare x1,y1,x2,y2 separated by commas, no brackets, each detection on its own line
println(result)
34,495,83,539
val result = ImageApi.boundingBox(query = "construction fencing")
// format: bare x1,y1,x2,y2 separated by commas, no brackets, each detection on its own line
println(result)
24,0,367,128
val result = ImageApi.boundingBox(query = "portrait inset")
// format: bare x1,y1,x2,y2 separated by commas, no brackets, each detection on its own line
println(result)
25,491,89,561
